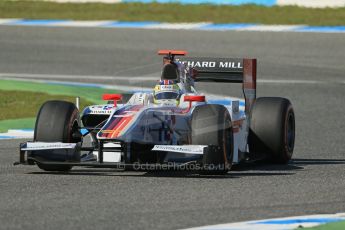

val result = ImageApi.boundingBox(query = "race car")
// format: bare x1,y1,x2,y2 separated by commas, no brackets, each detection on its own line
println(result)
16,50,295,174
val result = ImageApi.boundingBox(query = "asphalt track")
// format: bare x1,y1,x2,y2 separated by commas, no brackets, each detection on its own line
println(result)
0,26,345,230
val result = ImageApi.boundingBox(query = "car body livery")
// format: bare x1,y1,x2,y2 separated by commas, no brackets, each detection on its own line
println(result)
16,50,295,174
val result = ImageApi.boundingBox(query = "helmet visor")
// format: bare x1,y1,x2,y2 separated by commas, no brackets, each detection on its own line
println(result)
155,92,179,100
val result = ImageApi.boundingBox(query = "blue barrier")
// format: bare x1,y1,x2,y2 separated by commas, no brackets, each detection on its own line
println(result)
1,19,345,33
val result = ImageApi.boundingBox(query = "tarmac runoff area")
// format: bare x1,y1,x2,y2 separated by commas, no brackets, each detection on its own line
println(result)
0,25,344,230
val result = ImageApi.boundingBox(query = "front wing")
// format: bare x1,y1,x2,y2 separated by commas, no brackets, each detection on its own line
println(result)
15,141,223,171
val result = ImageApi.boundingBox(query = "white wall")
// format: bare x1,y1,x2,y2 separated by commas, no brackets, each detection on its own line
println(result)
277,0,345,8
41,0,121,3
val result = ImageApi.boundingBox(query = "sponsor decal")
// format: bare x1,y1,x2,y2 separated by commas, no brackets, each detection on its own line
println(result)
160,85,174,90
90,110,112,114
232,100,240,113
103,105,114,110
178,60,243,69
232,119,245,127
152,145,207,154
89,105,114,114
21,142,76,151
100,130,113,134
232,119,245,133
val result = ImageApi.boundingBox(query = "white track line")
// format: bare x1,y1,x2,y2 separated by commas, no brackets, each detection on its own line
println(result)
0,73,157,81
52,20,115,27
1,73,342,85
0,77,153,92
146,22,211,30
258,79,329,84
0,130,34,139
0,76,243,102
184,213,345,230
239,25,304,32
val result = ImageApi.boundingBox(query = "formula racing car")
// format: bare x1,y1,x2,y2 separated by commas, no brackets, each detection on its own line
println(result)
16,50,295,174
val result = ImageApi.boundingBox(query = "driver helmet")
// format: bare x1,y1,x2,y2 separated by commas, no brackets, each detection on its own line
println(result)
153,80,180,105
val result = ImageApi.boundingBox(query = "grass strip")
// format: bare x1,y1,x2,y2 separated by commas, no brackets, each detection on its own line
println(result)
0,1,345,26
300,220,345,229
0,90,94,121
0,79,118,104
0,89,98,132
0,117,36,132
0,79,121,132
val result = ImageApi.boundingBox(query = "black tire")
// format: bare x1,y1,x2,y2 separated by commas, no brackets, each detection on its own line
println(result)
191,104,233,174
248,97,295,164
34,100,80,171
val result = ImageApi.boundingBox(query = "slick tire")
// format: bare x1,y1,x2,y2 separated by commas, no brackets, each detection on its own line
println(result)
248,97,295,164
34,100,81,171
191,104,233,174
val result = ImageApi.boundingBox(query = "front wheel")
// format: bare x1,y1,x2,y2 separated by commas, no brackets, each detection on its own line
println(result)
34,100,81,171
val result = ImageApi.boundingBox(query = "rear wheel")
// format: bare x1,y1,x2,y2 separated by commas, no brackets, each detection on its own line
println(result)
34,100,81,171
191,104,233,174
248,97,295,164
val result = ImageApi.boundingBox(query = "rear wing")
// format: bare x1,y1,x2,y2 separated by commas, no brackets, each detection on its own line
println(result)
176,57,257,114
